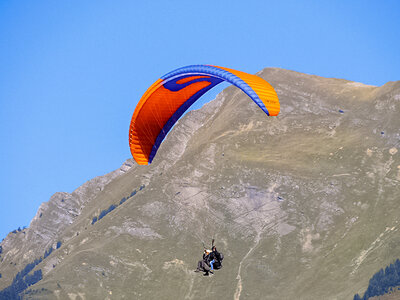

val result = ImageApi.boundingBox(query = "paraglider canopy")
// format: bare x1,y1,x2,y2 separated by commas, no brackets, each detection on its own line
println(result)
129,65,280,165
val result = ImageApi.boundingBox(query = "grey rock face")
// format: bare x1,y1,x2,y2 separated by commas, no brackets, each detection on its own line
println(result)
0,160,133,289
1,68,400,300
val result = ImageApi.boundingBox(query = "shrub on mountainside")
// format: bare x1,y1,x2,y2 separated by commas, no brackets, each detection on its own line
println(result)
0,258,43,299
44,246,53,259
24,270,42,287
99,204,117,221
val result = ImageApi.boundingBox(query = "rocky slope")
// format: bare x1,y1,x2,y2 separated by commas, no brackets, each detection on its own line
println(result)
1,68,400,300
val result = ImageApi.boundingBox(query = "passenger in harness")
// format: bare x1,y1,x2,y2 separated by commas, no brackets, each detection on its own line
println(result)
195,249,211,275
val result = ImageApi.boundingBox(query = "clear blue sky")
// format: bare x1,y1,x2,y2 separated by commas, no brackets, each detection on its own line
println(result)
0,0,399,240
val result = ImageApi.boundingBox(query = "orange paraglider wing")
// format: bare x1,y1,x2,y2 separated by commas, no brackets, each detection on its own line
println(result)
129,65,280,165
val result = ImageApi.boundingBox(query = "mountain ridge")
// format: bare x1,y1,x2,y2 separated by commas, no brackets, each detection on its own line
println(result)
1,67,400,299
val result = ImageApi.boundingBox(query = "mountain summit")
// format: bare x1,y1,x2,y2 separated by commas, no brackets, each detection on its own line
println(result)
1,68,400,299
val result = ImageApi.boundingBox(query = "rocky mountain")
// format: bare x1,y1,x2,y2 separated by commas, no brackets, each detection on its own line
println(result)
1,68,399,299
